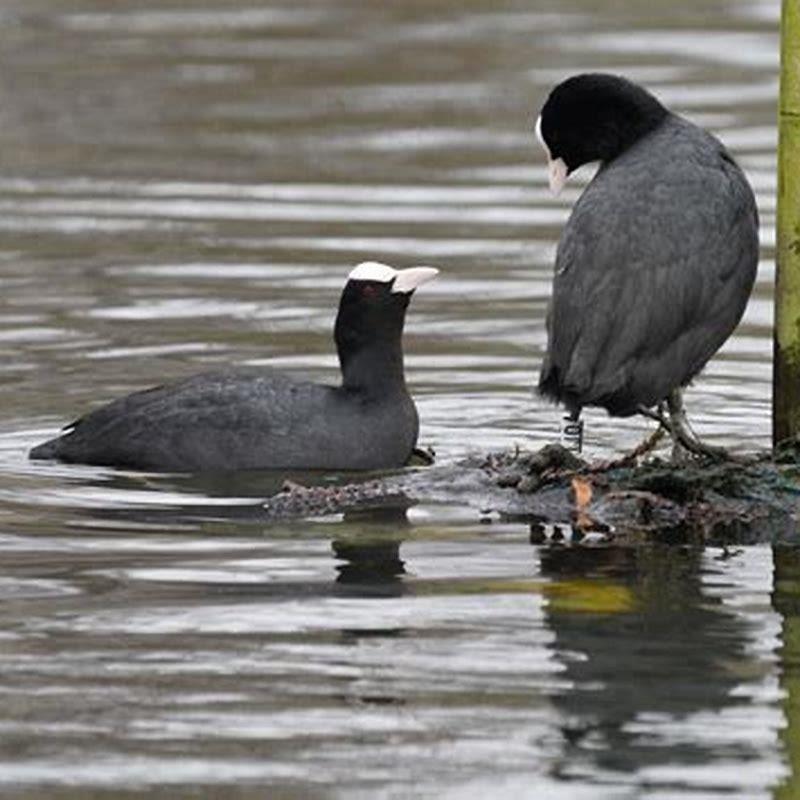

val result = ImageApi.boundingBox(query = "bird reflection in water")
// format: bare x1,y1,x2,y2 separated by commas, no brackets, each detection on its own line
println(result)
537,543,758,783
332,507,410,593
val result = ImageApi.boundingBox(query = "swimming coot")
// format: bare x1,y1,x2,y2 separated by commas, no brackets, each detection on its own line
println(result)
30,262,438,472
534,73,758,456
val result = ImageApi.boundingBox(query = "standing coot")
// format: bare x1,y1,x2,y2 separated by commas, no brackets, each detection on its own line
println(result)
30,262,438,472
534,73,759,456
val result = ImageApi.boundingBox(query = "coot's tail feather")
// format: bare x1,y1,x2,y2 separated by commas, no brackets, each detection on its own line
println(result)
29,438,61,460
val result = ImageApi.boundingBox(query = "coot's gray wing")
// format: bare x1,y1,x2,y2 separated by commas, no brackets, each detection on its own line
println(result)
33,370,333,471
539,132,758,416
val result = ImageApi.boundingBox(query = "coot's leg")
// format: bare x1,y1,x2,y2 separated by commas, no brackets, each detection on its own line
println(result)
591,403,668,468
625,424,667,461
664,389,729,460
589,424,667,472
560,409,584,454
637,401,669,427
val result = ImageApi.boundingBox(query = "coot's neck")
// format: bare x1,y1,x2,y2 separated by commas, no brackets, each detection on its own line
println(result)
597,90,668,163
338,340,407,398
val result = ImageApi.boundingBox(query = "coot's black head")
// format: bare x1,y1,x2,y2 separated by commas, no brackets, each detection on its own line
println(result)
335,261,438,390
535,73,668,194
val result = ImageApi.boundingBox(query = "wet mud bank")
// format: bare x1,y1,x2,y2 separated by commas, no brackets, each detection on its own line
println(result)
263,445,800,545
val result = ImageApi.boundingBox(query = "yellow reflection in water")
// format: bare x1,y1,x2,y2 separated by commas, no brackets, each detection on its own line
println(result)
406,574,636,615
544,579,637,614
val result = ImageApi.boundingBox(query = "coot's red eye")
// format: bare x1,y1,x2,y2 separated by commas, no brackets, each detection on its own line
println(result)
361,284,379,298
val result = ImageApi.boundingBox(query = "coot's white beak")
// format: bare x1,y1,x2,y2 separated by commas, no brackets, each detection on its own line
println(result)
547,158,568,196
535,115,568,196
391,266,439,294
347,261,439,293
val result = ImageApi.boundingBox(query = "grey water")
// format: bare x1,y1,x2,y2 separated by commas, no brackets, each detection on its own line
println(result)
0,0,792,797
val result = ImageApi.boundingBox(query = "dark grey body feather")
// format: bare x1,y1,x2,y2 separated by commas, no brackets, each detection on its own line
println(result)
30,264,436,473
539,114,759,416
30,368,418,472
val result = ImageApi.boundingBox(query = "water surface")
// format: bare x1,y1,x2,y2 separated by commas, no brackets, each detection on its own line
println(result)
0,0,791,797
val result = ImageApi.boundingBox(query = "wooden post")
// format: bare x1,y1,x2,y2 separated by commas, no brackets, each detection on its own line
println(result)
774,0,800,446
773,546,800,800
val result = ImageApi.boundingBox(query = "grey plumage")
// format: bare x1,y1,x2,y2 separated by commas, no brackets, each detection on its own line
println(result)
539,113,758,417
30,370,418,471
30,262,436,472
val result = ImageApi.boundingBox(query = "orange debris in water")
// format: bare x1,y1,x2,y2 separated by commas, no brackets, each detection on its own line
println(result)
571,476,593,508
